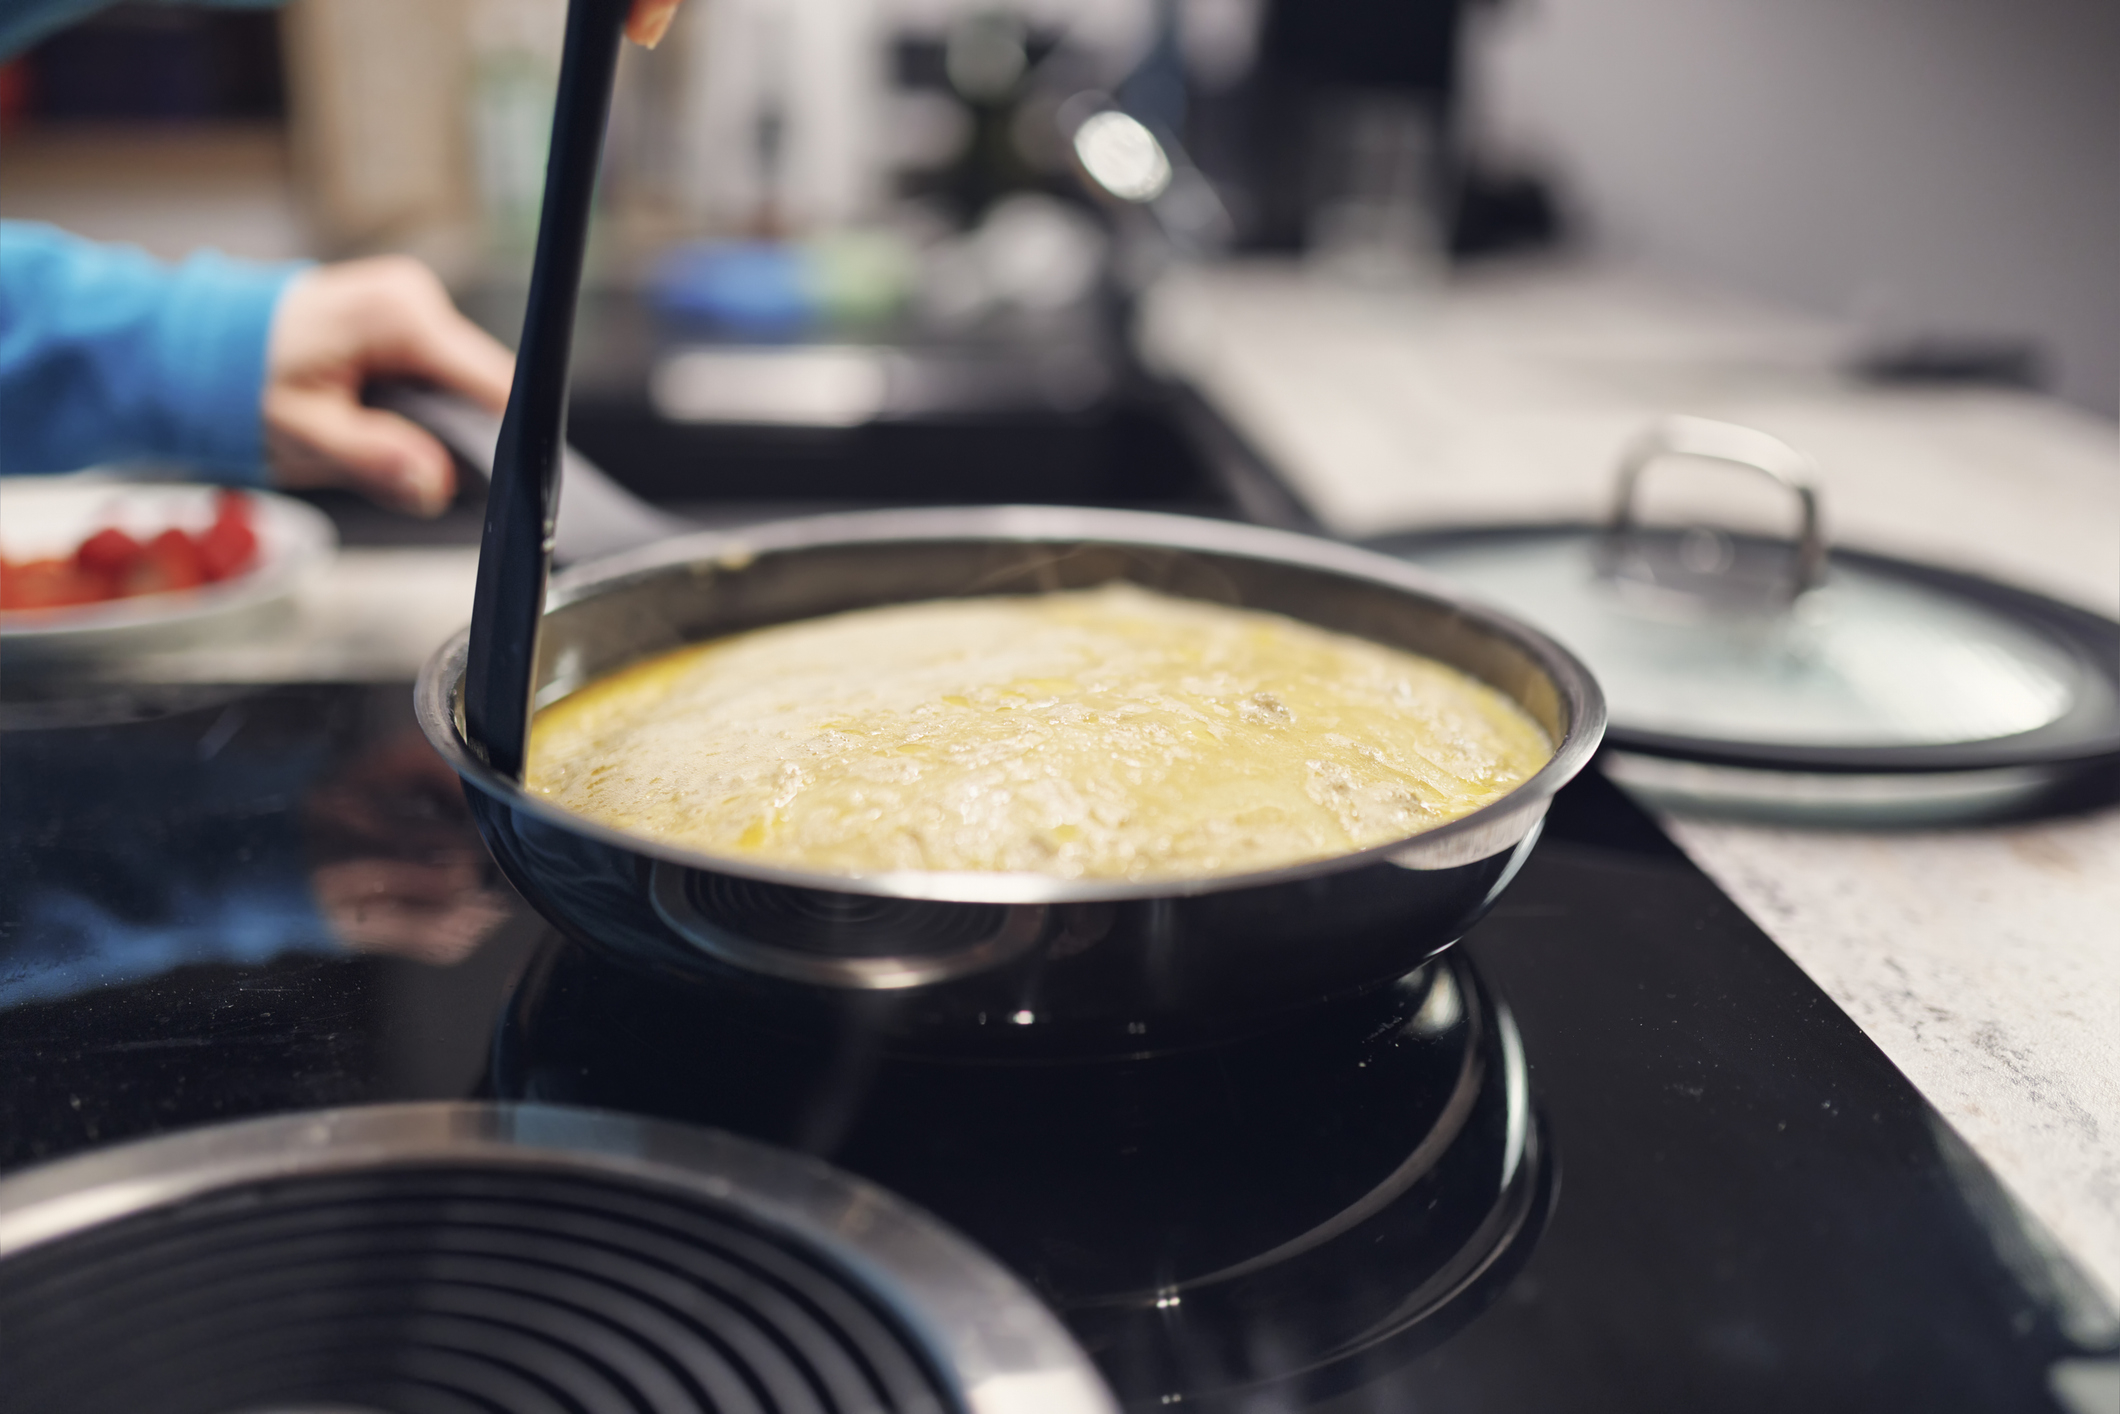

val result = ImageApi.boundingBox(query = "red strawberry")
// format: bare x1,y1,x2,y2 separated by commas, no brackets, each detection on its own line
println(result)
75,526,142,585
197,515,258,582
122,529,209,596
2,557,109,610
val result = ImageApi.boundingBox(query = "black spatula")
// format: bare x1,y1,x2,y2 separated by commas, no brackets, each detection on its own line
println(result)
463,0,630,778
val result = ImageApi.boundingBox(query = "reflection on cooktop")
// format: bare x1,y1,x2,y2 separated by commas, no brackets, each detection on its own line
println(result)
496,942,1549,1408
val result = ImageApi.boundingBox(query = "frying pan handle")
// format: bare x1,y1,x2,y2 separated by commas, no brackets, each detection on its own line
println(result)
464,0,630,779
367,379,694,565
1601,414,1828,602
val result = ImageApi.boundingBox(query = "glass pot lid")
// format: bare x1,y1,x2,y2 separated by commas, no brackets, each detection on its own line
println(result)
1387,416,2120,773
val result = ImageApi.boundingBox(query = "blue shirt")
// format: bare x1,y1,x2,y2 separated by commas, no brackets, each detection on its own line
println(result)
1,2,381,1001
1,0,301,481
0,222,305,481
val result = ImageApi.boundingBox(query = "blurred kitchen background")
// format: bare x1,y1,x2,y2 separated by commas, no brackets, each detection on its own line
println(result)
2,0,2114,572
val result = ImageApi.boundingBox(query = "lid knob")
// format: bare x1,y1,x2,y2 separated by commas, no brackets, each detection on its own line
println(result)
1597,415,1827,614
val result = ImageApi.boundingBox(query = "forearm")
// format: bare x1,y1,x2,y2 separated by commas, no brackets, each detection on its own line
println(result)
0,222,305,479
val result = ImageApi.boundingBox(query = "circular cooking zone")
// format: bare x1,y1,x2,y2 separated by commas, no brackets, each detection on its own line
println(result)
496,944,1551,1408
0,1105,1116,1414
7,1168,948,1414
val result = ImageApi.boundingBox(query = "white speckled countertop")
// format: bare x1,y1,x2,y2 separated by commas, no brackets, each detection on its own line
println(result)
1142,260,2120,1309
1663,812,2120,1312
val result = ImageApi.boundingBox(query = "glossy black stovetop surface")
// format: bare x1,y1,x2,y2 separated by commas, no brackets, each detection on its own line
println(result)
3,681,2113,1412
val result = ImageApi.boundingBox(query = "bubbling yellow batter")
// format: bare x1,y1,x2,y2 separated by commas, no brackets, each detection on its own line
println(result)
525,584,1551,880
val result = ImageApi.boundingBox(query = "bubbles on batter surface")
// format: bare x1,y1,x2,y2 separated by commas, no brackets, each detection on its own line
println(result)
525,585,1552,879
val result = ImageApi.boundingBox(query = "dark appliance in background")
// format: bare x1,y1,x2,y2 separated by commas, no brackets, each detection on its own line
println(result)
308,280,1270,551
1222,0,1465,252
554,293,1211,515
1187,0,1559,260
4,3,284,125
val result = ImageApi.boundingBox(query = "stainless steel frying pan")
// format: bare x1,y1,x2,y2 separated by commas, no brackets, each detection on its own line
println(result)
420,506,1604,1056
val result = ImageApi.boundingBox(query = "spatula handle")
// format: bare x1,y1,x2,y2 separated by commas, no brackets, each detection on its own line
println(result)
464,0,629,778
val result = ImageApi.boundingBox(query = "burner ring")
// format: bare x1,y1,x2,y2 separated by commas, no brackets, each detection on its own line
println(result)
650,864,1049,990
0,1103,1115,1414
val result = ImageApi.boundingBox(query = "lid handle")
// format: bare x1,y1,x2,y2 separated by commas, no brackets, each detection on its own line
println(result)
1600,415,1828,607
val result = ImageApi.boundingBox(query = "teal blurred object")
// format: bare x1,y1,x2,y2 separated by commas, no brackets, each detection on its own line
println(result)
650,242,810,333
648,234,915,335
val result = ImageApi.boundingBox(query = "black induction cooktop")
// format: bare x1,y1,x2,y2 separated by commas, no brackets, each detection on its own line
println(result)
2,681,2114,1412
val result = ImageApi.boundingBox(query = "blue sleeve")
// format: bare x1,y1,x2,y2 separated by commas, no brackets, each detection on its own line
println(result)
0,221,308,482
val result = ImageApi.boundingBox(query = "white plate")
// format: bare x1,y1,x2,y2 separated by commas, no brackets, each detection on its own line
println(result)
0,478,337,660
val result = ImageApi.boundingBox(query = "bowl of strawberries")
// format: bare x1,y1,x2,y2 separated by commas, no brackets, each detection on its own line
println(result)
0,479,337,660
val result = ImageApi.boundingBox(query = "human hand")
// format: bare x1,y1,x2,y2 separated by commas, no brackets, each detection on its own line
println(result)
263,255,514,516
311,855,511,965
627,0,682,47
264,5,678,517
304,733,514,965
